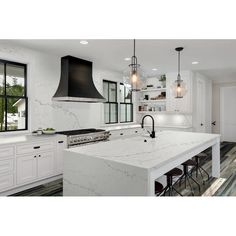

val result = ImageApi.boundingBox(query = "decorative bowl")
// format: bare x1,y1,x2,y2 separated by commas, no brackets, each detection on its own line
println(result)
43,130,56,135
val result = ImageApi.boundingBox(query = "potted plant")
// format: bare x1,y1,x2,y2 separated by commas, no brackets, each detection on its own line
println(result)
159,74,166,88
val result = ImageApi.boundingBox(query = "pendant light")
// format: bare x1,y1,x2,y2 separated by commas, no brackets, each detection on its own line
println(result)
123,39,143,91
172,47,187,98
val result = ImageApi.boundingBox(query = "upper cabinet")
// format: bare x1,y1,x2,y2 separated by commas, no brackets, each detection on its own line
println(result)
166,71,193,113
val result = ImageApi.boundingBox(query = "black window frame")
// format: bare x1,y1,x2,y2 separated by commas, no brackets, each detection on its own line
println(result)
119,83,133,123
0,59,28,132
103,80,118,124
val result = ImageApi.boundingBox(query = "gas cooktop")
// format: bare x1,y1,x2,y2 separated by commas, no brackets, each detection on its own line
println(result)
57,128,110,147
57,129,105,136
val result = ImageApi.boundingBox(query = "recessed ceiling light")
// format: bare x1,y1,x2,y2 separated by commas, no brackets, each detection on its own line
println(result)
124,57,131,61
152,68,158,71
192,61,199,65
80,40,88,45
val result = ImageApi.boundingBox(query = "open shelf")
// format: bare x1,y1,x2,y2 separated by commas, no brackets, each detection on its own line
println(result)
140,88,166,92
139,99,166,103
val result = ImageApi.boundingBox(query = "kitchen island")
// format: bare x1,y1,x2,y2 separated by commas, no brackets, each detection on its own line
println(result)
63,131,220,196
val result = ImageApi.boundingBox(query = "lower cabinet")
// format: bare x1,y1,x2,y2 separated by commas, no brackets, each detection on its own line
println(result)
37,152,54,179
16,154,37,185
17,151,55,185
0,173,14,191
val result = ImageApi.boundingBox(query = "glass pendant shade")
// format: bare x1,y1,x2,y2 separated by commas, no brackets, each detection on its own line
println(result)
123,39,143,91
172,47,187,98
171,78,187,98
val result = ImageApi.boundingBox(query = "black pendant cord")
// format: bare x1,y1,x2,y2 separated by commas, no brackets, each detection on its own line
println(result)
178,50,180,79
133,39,136,57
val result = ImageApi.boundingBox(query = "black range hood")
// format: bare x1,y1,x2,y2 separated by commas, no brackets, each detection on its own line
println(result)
52,56,105,102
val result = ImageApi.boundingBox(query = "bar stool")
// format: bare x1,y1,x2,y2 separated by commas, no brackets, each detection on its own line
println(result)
162,168,183,196
193,152,210,184
179,159,201,195
155,181,164,196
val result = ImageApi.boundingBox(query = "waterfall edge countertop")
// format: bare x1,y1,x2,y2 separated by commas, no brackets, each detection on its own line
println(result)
63,131,220,196
65,131,219,170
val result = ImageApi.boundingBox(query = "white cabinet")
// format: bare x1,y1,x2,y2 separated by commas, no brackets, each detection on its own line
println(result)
0,145,15,192
16,154,37,185
166,71,193,113
0,135,66,194
55,137,67,174
0,173,14,191
37,151,54,179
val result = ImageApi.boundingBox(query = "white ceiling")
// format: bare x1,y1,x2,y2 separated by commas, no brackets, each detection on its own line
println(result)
5,39,236,82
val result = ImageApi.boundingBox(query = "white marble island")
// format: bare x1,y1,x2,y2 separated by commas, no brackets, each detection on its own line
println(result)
63,131,220,196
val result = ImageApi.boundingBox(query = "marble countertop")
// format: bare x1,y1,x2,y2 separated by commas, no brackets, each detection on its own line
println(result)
102,123,192,131
0,134,65,145
66,131,220,170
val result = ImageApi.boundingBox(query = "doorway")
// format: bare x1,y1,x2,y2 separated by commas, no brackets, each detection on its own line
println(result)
220,86,236,142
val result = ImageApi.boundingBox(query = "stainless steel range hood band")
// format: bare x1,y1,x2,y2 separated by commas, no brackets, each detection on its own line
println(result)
52,96,105,102
53,56,106,103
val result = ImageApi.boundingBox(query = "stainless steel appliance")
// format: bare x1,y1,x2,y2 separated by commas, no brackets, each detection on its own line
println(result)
57,128,110,148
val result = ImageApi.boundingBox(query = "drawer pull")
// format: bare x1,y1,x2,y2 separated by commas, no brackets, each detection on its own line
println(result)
34,155,37,158
120,133,123,135
135,131,138,133
39,155,41,157
33,146,40,149
58,141,64,144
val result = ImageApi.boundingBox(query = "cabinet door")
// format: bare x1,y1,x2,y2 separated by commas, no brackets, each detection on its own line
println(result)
17,155,37,185
37,151,54,179
55,139,67,174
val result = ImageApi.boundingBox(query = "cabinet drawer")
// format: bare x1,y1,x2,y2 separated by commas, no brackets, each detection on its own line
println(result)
0,146,14,159
0,159,14,174
16,141,54,155
0,173,14,192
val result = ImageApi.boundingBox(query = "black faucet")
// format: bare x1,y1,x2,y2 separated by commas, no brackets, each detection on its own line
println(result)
141,115,155,138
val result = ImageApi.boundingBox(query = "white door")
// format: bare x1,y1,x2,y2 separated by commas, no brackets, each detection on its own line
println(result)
55,139,67,174
196,78,206,132
17,155,37,184
220,86,236,142
37,151,54,179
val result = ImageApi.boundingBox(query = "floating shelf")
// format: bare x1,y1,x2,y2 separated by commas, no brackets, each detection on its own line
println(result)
137,111,192,114
140,88,166,92
139,99,166,103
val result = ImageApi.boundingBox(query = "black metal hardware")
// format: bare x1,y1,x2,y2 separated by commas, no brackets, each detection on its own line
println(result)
33,146,40,149
34,155,36,158
135,131,138,133
39,155,41,157
141,115,155,138
200,123,203,126
58,141,64,143
212,121,216,126
120,133,123,135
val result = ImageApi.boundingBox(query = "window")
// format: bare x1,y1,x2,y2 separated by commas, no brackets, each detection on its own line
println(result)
120,83,133,123
103,80,118,124
0,59,27,132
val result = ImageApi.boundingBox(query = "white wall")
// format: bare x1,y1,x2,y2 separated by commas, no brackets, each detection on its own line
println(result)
212,81,236,134
0,42,123,132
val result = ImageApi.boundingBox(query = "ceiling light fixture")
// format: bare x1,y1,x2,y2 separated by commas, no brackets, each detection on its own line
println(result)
124,57,131,61
172,47,187,98
152,68,158,71
80,40,88,45
124,39,143,91
192,61,199,65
